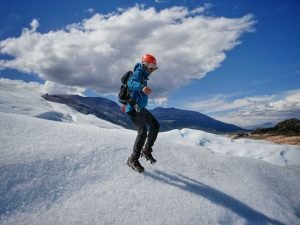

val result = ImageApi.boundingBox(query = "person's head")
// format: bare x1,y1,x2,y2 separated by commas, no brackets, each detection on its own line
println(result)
141,54,158,74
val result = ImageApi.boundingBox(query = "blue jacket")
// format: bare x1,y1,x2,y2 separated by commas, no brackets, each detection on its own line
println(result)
126,63,150,112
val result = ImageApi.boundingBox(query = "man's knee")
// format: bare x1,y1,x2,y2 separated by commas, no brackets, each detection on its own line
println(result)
156,121,160,131
152,120,160,132
138,125,147,137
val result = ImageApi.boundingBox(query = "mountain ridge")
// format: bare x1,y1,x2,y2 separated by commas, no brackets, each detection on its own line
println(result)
151,107,245,133
252,118,300,136
42,94,245,133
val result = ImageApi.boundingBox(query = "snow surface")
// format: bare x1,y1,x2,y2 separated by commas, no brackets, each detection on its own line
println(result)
0,79,122,129
0,79,300,225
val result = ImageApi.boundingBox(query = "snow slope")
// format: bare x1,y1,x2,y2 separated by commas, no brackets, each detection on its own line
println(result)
0,79,300,225
1,112,300,225
0,79,122,129
174,129,300,167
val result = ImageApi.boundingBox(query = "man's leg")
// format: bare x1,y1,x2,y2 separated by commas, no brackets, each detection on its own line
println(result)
143,109,160,148
140,109,160,163
127,110,147,160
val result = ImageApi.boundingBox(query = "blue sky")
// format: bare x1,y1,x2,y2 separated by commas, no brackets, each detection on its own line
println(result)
0,0,299,128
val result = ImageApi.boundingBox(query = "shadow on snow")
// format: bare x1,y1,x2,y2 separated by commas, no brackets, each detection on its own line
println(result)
144,170,284,225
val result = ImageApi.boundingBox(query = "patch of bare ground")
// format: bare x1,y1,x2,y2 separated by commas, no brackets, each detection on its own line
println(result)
229,118,300,146
248,134,300,146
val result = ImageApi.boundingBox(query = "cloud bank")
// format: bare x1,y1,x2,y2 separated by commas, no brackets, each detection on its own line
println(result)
186,90,300,128
0,78,85,96
0,5,254,99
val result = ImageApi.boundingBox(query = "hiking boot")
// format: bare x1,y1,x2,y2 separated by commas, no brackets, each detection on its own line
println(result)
127,157,144,173
141,147,157,164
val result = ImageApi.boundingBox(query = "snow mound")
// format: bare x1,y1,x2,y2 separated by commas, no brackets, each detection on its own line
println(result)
163,128,300,167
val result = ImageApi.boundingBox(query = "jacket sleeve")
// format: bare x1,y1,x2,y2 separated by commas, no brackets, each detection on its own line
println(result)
127,71,144,91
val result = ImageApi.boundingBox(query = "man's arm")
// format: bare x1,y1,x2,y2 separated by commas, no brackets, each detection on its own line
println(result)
127,72,144,91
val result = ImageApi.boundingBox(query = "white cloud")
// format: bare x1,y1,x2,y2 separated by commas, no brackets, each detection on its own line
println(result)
190,3,212,14
0,5,255,102
84,8,95,14
0,78,43,94
43,81,86,95
186,90,300,128
188,94,276,114
0,78,85,96
30,19,39,32
150,97,168,106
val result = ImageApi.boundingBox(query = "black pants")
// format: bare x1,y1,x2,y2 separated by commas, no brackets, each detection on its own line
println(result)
127,108,160,160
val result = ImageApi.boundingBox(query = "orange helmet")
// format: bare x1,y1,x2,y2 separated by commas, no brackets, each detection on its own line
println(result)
141,54,158,69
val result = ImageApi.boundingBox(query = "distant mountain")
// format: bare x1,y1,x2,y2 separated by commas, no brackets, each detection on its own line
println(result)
42,94,245,133
252,118,300,136
42,94,134,129
151,107,245,133
243,121,277,130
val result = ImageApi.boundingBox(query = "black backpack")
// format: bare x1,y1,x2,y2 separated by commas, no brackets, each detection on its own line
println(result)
118,71,133,105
